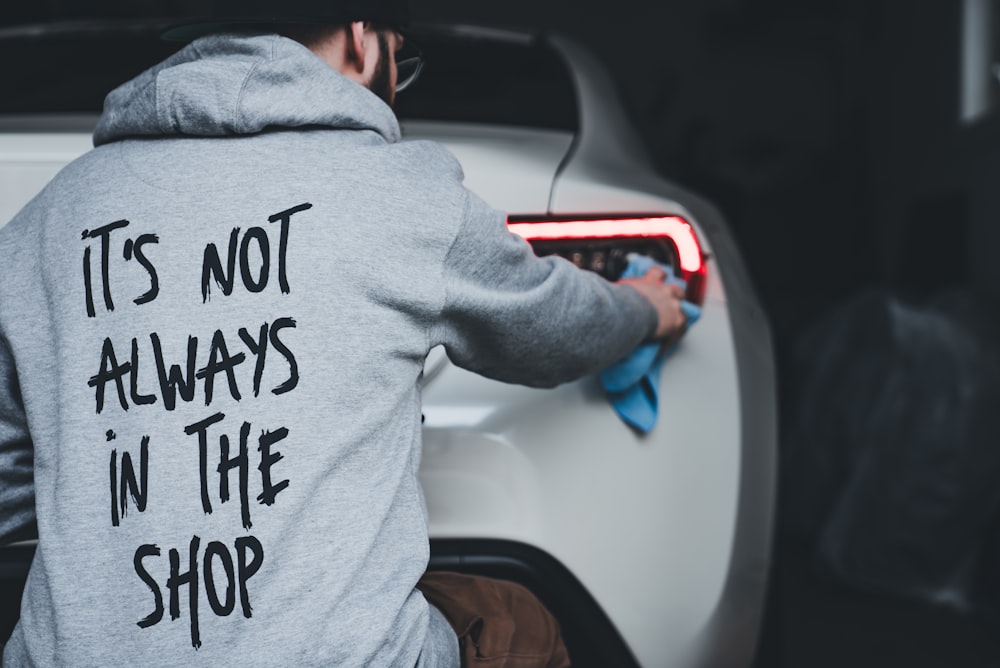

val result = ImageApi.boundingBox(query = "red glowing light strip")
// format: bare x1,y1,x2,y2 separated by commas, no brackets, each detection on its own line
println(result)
507,217,702,273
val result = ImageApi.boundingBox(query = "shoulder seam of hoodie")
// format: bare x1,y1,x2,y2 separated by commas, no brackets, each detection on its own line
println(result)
430,187,475,345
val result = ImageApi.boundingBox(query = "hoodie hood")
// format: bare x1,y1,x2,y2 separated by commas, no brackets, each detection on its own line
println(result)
93,32,401,146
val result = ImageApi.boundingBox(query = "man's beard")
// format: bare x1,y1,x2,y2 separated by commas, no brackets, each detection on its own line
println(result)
370,32,394,108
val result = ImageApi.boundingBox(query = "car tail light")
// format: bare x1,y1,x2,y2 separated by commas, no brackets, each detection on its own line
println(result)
507,215,707,304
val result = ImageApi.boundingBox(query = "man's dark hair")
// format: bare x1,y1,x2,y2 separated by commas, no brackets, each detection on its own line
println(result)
276,24,345,50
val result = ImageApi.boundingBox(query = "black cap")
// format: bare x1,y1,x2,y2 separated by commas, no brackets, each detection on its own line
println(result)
161,0,411,42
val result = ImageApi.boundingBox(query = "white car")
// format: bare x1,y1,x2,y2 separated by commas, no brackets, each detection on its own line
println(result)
0,20,777,668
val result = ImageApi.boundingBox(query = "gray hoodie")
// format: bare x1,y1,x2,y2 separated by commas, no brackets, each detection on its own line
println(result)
0,33,657,667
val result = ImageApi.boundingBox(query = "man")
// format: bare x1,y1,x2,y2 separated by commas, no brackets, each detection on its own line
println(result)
0,1,688,665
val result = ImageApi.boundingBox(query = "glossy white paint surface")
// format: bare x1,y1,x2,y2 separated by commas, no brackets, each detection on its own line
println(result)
419,289,742,666
0,130,93,225
401,120,573,213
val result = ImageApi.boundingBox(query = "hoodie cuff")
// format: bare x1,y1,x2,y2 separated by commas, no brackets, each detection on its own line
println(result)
618,283,661,342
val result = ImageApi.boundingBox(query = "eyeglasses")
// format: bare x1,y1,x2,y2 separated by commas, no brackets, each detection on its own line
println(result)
394,38,423,93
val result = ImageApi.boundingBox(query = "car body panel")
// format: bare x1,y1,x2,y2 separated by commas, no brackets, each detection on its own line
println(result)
546,34,777,666
420,291,742,665
400,120,573,214
0,116,95,225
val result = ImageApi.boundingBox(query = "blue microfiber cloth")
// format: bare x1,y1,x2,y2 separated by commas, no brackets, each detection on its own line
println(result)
600,255,701,433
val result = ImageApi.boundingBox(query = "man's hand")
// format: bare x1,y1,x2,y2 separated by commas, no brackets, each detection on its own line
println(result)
618,266,688,343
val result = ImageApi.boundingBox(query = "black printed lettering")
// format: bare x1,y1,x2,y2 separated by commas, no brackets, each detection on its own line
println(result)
166,534,201,649
134,544,164,629
256,427,288,507
89,320,298,416
201,203,310,301
195,330,246,406
83,244,96,318
185,413,294,528
151,334,198,411
239,227,270,293
109,448,118,527
185,412,226,516
130,233,160,306
130,338,157,407
218,421,252,530
133,535,263,641
267,203,311,294
81,219,129,315
113,436,150,523
269,317,298,395
235,535,264,618
201,228,240,303
88,337,131,414
203,541,236,617
238,324,268,397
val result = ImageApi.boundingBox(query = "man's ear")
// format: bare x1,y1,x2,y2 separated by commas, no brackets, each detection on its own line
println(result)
345,21,367,70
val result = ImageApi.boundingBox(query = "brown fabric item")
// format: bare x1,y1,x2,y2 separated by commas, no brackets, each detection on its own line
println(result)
416,571,572,668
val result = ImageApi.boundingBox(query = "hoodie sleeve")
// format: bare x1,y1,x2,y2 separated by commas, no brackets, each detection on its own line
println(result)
430,190,659,388
0,333,34,546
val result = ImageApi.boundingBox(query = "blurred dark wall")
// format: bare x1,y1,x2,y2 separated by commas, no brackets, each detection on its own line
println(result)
416,0,965,350
0,0,204,22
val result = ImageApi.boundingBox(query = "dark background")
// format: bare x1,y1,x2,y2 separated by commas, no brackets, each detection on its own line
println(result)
4,1,1000,666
